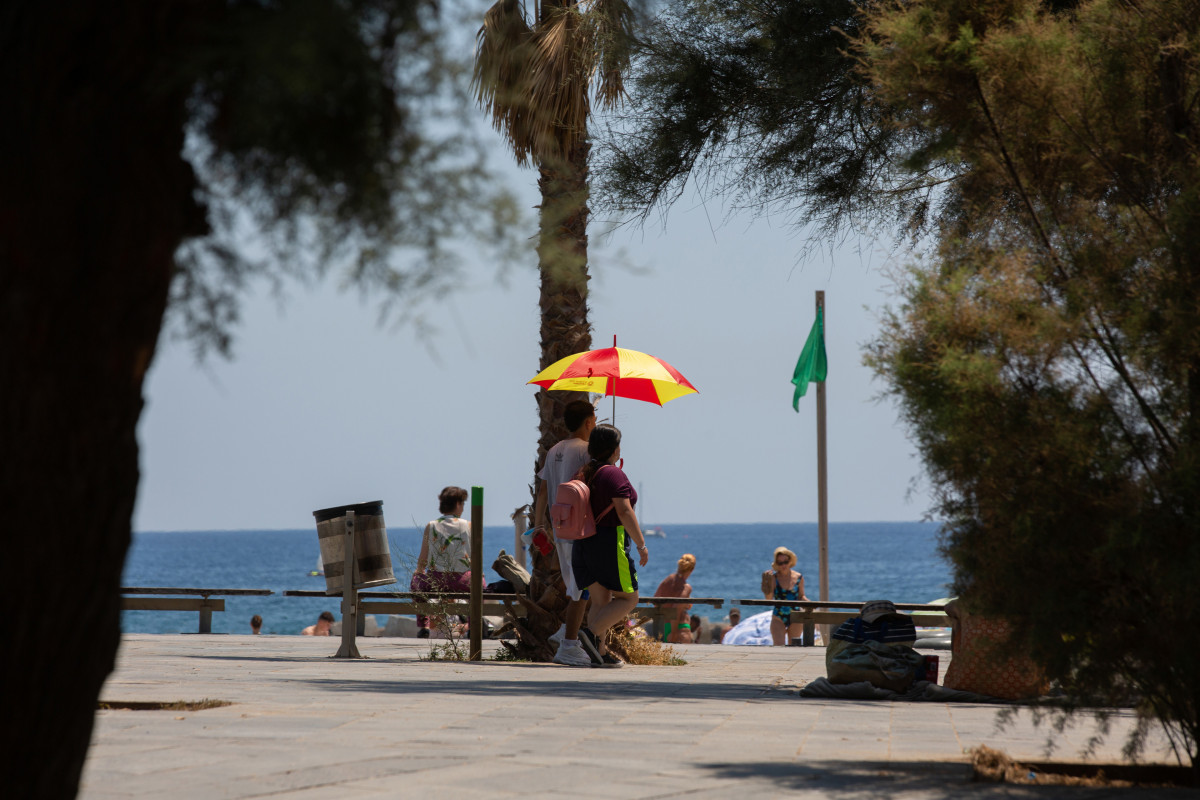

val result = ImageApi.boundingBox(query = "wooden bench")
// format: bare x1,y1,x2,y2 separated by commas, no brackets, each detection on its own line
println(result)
121,587,274,633
733,600,951,646
633,597,724,639
281,590,525,635
283,591,723,641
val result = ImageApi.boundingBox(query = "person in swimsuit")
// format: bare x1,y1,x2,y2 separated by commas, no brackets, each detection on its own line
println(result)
654,553,695,643
760,546,808,645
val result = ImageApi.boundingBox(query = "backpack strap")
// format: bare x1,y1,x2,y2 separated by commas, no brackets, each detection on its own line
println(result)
591,464,616,525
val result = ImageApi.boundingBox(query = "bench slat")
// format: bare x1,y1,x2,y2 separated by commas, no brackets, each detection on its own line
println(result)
734,599,947,612
638,597,723,607
358,602,514,616
121,587,273,597
122,598,225,613
282,590,524,600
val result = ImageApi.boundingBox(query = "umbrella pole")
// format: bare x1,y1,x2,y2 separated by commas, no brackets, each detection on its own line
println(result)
612,335,617,426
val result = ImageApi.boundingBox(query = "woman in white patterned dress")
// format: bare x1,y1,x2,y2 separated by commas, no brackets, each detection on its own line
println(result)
411,486,472,636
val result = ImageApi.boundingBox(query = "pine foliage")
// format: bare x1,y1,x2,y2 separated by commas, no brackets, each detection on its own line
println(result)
861,0,1200,767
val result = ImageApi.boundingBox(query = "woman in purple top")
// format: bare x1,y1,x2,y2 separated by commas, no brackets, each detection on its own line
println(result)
571,424,649,666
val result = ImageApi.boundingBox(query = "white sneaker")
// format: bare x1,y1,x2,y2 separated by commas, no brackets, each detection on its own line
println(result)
548,623,567,647
552,642,592,667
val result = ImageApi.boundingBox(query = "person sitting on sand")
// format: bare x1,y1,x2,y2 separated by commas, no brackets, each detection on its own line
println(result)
705,609,734,642
302,610,334,636
710,607,740,644
250,614,262,634
654,553,695,643
761,547,808,645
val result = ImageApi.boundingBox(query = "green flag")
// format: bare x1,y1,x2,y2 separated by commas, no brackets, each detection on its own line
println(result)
792,308,827,410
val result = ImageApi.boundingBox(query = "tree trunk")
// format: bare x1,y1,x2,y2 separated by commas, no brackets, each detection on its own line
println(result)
1,3,204,795
533,140,593,481
501,139,593,660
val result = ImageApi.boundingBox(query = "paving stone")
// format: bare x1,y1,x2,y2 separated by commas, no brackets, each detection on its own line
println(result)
79,635,1181,799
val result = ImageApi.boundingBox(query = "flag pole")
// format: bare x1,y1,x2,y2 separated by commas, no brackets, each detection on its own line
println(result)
815,291,829,645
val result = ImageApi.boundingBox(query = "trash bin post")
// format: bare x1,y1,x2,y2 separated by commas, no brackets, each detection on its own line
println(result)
469,486,483,661
334,511,363,659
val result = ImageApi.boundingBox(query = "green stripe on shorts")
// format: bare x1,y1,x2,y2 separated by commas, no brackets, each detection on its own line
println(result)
616,526,634,593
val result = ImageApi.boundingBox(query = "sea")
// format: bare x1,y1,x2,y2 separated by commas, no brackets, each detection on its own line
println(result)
122,521,954,636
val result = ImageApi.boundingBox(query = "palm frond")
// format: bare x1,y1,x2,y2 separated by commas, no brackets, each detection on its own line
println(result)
473,0,633,163
526,5,591,160
584,0,633,109
474,0,538,164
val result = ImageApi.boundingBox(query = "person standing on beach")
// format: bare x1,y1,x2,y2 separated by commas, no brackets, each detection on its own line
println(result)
411,486,473,638
654,554,695,643
532,400,599,667
572,424,649,667
762,547,808,645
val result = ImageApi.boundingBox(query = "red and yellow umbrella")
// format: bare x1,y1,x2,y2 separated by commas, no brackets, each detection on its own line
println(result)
528,337,697,417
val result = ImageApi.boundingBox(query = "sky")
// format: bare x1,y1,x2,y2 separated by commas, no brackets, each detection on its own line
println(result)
133,166,935,533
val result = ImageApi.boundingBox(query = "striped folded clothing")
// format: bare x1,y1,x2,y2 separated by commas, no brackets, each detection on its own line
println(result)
830,616,917,646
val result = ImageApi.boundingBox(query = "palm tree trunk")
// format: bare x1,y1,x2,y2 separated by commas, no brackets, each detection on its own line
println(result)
502,140,593,659
534,139,593,470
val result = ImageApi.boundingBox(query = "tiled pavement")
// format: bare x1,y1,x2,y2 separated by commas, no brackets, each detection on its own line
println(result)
80,634,1186,798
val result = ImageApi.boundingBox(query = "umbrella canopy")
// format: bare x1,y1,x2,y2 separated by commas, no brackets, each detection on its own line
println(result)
528,341,698,407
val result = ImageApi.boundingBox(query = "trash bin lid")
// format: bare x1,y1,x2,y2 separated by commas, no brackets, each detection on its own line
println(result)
312,500,384,523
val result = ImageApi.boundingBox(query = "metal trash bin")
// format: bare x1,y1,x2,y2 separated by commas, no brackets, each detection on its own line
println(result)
313,500,396,595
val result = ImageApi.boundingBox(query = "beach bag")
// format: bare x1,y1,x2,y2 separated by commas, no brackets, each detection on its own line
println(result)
550,470,614,541
826,639,926,692
942,603,1049,700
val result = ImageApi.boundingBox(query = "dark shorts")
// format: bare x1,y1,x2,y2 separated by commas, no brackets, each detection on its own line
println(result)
571,525,638,594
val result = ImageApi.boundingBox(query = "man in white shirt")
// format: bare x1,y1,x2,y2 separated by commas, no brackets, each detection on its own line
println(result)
533,400,600,666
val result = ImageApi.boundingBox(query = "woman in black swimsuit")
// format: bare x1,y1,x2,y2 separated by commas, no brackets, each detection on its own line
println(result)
761,546,808,645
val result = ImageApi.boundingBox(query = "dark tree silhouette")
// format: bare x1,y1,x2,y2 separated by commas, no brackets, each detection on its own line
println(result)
1,2,513,795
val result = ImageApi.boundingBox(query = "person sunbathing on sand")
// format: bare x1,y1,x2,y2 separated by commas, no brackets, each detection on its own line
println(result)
301,610,334,636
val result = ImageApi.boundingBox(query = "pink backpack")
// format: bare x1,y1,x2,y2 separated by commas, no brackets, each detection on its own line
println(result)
550,467,615,541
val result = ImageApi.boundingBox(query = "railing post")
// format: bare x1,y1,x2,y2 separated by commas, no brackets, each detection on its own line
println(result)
469,486,483,661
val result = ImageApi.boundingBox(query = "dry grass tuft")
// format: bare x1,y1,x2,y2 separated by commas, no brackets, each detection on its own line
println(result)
608,624,687,666
971,746,1133,787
